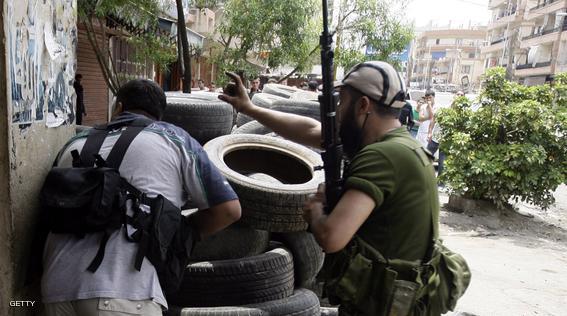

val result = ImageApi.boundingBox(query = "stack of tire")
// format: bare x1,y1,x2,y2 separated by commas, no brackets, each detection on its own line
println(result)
162,91,234,145
167,134,330,316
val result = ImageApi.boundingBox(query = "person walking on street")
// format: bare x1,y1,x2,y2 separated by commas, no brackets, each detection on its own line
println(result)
42,79,241,316
219,61,440,315
73,74,86,125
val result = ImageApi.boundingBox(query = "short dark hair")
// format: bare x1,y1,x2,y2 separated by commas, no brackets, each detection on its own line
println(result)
116,79,167,120
425,89,436,97
75,74,82,80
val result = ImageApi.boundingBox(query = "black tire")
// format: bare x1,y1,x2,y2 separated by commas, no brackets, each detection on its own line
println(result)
232,120,273,135
178,289,320,316
272,232,325,288
203,134,324,232
271,99,321,121
163,94,234,145
262,83,300,98
190,222,270,262
169,247,295,307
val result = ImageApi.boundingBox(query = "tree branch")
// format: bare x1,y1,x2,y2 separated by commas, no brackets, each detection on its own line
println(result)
84,17,118,95
277,44,320,83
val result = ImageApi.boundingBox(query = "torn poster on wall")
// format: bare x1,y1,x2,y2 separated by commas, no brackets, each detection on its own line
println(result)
5,0,77,128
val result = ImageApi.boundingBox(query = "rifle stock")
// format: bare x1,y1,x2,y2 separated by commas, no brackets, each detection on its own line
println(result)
318,0,343,214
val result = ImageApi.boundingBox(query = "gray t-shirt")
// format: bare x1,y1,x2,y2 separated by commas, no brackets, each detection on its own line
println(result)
41,113,237,309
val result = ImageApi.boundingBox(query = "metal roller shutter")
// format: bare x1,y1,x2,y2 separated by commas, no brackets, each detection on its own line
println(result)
76,24,110,126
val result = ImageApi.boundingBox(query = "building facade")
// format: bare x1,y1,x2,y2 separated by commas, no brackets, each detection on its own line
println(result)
409,27,487,92
483,0,567,85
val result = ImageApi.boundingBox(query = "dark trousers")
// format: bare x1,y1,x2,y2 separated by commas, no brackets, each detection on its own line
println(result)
427,140,445,180
76,112,83,125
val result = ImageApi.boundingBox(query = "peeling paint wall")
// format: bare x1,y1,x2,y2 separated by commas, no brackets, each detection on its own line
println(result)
1,1,77,315
7,0,77,128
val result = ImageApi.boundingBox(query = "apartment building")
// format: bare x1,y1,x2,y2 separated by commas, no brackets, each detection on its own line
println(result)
409,27,487,92
517,0,567,84
483,0,567,85
482,0,529,69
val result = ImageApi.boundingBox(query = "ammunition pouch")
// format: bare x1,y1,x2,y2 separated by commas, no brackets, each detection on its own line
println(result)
318,236,471,316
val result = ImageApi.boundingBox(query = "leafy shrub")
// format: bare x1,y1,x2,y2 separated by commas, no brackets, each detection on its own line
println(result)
437,67,567,209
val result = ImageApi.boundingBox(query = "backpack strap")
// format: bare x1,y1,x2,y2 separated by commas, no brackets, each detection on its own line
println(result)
79,127,110,167
82,117,153,273
105,117,153,169
79,117,153,168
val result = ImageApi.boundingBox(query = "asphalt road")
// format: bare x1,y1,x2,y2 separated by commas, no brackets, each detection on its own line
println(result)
442,185,567,316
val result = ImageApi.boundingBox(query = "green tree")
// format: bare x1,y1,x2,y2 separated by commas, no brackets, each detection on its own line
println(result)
213,0,320,84
78,0,177,95
333,0,413,73
437,67,567,209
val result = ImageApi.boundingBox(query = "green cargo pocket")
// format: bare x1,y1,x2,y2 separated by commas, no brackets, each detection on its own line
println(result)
335,253,374,305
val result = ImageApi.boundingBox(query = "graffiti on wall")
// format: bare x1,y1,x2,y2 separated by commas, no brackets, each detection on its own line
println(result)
6,0,77,127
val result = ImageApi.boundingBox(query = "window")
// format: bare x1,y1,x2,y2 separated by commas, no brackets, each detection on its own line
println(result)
462,65,472,73
111,36,153,79
468,52,476,59
436,39,440,45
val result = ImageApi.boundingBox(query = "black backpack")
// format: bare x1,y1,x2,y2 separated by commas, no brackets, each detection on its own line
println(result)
39,117,196,296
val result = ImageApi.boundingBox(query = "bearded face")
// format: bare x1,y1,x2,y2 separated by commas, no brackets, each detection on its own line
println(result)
338,95,365,160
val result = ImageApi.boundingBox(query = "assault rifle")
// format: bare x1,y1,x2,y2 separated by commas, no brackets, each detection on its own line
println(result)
317,0,343,214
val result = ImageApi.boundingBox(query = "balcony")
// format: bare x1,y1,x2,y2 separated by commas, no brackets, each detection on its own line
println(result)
495,10,517,21
527,0,566,20
515,61,553,77
529,0,560,12
491,37,507,45
522,27,562,40
521,26,563,47
482,39,506,54
516,61,552,69
488,13,521,30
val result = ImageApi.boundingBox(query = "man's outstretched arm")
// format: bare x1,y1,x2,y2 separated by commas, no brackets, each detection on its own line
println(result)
219,72,322,149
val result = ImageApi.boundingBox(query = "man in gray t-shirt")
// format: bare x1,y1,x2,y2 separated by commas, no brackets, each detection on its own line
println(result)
42,79,241,316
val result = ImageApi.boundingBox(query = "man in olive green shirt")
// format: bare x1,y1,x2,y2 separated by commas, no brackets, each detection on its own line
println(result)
219,61,439,315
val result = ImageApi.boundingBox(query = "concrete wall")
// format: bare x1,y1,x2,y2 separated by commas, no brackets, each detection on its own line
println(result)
1,0,76,315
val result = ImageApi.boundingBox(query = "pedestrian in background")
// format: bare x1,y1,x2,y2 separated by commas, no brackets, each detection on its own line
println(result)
416,91,434,147
248,78,261,99
308,81,319,92
73,74,86,125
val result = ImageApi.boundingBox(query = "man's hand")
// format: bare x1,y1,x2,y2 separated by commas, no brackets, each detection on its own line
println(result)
218,72,255,114
303,183,326,226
